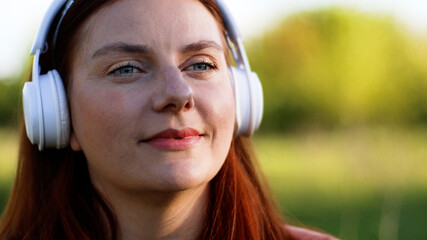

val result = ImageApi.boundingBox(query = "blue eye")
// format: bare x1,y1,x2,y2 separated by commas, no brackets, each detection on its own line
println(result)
186,62,215,71
111,66,141,75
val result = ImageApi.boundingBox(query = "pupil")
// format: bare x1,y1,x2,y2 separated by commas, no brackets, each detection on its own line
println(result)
196,64,207,70
120,67,134,74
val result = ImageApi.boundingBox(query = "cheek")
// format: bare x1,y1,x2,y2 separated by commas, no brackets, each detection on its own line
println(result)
69,83,134,149
196,79,236,142
72,87,112,127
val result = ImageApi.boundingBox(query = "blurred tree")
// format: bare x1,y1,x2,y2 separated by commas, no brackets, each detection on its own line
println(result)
0,77,22,127
247,8,427,132
0,58,30,128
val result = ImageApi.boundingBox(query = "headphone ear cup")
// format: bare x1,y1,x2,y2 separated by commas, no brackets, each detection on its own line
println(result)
229,66,263,137
41,70,70,149
49,70,70,148
23,69,70,150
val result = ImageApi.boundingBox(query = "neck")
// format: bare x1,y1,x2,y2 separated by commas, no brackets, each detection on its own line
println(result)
97,183,209,240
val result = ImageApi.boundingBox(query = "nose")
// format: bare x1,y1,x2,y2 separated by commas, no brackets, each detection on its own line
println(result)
152,67,194,113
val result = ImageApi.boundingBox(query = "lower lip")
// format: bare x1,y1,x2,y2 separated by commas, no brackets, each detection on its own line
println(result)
144,136,202,150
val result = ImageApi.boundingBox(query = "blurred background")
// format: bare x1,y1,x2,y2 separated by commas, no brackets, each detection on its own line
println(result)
1,0,426,239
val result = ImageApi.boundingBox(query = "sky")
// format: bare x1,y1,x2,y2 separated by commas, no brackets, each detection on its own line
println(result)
0,0,426,78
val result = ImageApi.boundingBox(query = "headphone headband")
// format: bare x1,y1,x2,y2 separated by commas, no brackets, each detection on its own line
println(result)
215,0,257,134
31,0,247,64
30,0,68,55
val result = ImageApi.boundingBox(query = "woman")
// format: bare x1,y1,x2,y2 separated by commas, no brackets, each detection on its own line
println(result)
0,0,338,239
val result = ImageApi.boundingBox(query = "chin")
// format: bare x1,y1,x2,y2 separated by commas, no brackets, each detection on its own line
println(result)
151,159,221,192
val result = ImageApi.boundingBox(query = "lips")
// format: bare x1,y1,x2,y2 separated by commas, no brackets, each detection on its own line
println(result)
146,128,201,140
141,128,202,150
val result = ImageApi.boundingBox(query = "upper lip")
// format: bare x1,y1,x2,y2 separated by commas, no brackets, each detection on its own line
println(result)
142,128,201,141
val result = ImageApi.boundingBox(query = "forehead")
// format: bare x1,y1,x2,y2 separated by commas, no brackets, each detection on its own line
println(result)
78,0,224,55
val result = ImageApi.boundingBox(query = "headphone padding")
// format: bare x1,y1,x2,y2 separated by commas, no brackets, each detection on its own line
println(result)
229,66,263,136
50,70,70,148
38,70,70,149
22,81,41,146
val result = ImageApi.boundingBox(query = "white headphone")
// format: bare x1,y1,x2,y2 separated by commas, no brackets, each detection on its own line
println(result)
23,0,263,151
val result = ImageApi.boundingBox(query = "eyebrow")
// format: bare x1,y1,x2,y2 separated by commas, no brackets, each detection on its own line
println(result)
91,40,223,59
92,42,154,59
180,40,223,53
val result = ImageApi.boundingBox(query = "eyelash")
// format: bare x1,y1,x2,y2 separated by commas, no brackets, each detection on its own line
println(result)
185,60,217,71
108,62,142,76
107,59,217,77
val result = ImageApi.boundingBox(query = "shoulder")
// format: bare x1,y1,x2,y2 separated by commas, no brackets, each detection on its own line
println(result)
285,225,340,240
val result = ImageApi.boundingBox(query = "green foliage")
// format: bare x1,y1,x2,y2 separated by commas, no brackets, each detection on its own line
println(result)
0,56,29,128
0,56,33,127
247,8,427,132
0,80,21,127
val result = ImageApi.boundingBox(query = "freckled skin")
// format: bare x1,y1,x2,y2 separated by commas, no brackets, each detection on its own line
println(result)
69,0,235,196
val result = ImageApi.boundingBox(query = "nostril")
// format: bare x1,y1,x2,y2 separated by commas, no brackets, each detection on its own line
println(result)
151,77,194,113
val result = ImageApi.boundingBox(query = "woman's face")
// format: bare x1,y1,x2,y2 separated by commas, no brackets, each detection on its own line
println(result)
68,0,235,193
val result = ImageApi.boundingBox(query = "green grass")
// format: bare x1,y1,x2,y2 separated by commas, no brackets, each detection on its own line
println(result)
1,127,427,239
253,127,427,239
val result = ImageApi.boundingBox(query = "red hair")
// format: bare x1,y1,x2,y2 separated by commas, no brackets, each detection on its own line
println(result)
202,137,294,239
0,0,295,239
